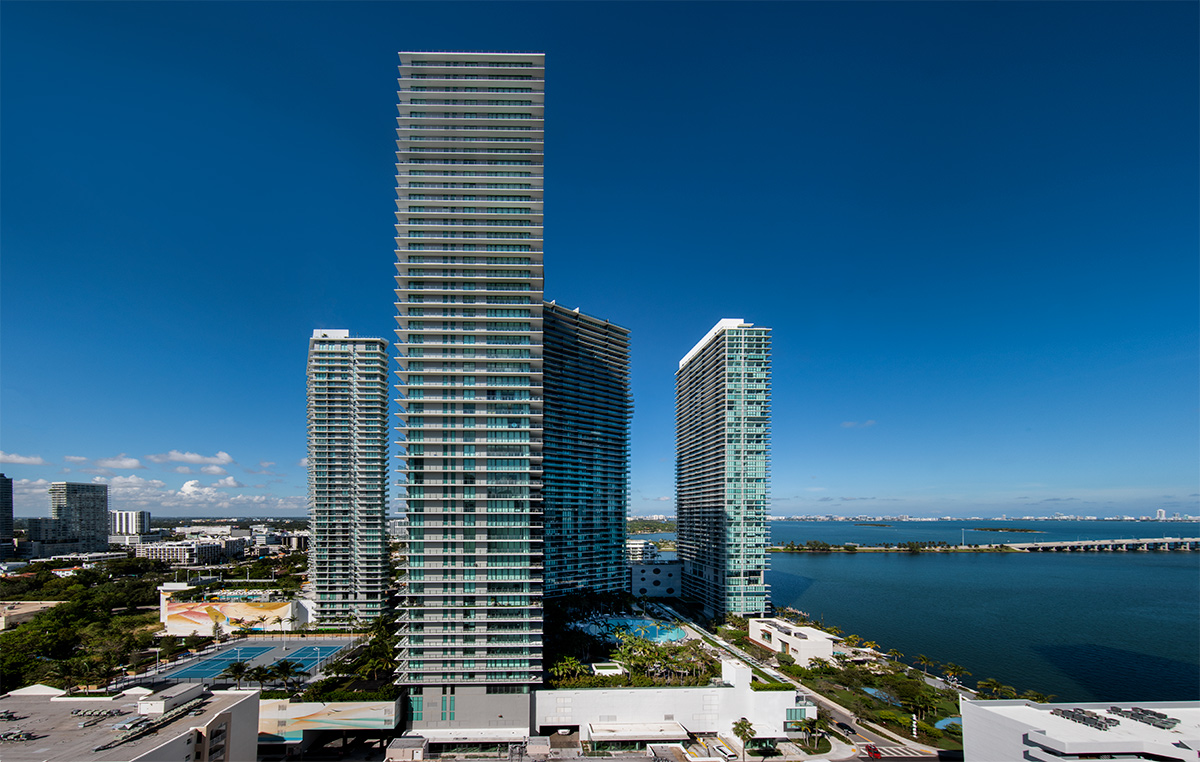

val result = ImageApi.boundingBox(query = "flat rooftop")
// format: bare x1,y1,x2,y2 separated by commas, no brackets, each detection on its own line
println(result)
0,687,254,762
971,700,1200,752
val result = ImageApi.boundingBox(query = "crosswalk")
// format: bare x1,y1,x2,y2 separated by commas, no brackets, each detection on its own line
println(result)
865,745,935,758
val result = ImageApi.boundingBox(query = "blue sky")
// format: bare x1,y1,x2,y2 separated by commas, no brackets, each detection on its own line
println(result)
2,1,1196,518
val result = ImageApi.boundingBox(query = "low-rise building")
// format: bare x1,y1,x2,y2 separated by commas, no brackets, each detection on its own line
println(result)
0,600,63,630
0,683,259,762
630,561,682,598
136,541,225,566
746,619,839,667
532,661,812,750
625,539,659,563
962,699,1200,761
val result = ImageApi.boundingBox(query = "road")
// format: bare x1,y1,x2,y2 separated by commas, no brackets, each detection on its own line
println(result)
652,604,940,760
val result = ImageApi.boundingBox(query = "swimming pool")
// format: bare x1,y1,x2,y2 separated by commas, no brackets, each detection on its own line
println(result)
582,617,686,643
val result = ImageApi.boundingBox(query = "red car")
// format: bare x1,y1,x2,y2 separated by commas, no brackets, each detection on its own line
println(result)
862,744,882,759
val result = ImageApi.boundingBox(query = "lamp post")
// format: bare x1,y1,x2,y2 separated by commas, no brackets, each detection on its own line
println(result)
151,647,162,676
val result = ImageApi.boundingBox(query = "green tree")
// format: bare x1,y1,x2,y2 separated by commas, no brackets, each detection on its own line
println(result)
219,661,250,689
247,665,274,690
915,654,933,676
1020,690,1056,703
976,677,1002,698
942,662,970,685
732,717,755,761
271,659,310,692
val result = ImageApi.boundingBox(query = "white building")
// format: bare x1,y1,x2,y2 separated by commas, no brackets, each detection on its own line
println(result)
110,510,151,535
393,50,546,732
136,540,224,566
676,320,772,619
626,539,659,563
962,699,1200,761
746,619,839,667
307,329,390,626
534,661,812,746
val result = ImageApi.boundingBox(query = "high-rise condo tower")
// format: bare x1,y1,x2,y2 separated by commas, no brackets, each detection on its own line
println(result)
0,474,12,560
48,482,109,553
394,50,545,730
542,302,631,598
307,329,391,626
675,319,772,621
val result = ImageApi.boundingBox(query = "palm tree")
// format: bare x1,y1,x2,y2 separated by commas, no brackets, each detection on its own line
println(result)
861,640,879,652
731,717,755,762
1020,690,1056,703
916,654,933,676
271,659,310,692
46,658,85,695
247,665,274,691
886,648,903,663
942,663,970,685
976,677,1003,698
549,656,586,681
219,661,250,689
843,634,862,649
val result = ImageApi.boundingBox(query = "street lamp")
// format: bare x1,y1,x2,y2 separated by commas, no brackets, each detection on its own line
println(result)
151,647,162,676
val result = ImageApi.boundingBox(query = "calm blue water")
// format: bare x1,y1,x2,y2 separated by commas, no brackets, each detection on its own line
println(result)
766,521,1199,703
635,520,1200,702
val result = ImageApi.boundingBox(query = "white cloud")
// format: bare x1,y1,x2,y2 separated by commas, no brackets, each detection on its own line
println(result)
656,496,671,502
297,457,309,468
200,465,227,475
0,451,49,465
94,453,144,469
63,455,89,463
212,476,245,488
260,461,275,469
175,466,193,474
147,450,235,465
841,420,878,429
179,479,216,498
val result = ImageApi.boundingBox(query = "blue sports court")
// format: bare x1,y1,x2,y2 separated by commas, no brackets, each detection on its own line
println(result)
168,646,274,680
271,645,343,673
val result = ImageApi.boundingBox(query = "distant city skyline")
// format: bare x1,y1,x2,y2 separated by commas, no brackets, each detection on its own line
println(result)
2,2,1197,519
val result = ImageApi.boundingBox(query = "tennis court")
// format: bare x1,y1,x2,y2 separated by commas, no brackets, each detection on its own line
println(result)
168,645,275,679
271,645,343,673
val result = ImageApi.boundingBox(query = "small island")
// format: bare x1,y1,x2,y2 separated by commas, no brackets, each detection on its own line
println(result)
627,518,676,534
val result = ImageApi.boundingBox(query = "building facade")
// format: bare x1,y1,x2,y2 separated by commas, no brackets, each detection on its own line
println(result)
542,302,630,598
307,329,390,626
111,510,152,535
48,481,109,553
0,473,12,561
394,49,546,732
675,319,772,620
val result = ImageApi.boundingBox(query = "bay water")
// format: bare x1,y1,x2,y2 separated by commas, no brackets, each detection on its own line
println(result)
635,520,1200,702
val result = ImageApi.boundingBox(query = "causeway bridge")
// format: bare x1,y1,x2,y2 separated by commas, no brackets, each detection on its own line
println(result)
1000,537,1200,552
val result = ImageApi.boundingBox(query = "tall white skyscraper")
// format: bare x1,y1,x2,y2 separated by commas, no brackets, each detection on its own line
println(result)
393,51,545,730
676,319,772,621
307,329,390,625
110,510,151,535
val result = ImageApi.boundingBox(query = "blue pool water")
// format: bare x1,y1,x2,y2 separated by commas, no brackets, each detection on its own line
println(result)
935,717,962,730
584,617,686,643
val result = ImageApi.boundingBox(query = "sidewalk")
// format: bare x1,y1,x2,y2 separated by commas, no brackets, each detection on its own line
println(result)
658,605,940,758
